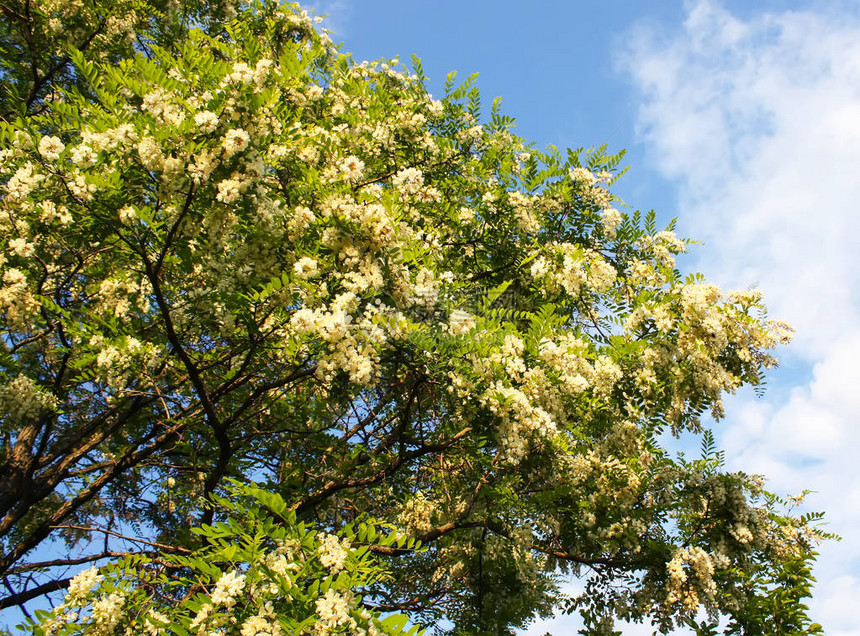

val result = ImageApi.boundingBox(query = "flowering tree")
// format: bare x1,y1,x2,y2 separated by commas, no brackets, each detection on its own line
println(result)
0,0,830,633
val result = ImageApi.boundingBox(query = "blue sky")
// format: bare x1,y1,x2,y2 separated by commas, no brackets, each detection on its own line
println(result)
312,1,860,634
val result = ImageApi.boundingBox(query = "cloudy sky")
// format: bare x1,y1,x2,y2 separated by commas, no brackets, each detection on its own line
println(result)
317,1,860,633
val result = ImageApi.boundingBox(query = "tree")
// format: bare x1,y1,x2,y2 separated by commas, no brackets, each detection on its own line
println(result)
0,1,830,633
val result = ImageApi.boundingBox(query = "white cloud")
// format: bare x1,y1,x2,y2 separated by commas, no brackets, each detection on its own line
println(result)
620,1,860,356
722,334,860,520
619,2,860,633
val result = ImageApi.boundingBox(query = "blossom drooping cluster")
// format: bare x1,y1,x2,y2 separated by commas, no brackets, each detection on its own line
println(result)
0,375,59,429
317,533,350,572
211,570,246,607
664,546,717,612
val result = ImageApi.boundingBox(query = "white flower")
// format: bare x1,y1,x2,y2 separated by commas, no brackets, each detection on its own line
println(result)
455,125,483,143
189,603,212,631
427,99,444,117
315,588,351,627
297,145,319,164
90,592,125,632
254,58,274,85
216,177,246,204
732,524,754,544
570,166,597,186
210,570,245,607
4,162,44,203
70,144,96,167
223,128,251,157
317,533,349,572
398,492,437,535
194,110,220,134
293,256,319,279
601,208,623,235
338,155,365,182
145,609,170,635
228,62,254,85
411,267,438,307
118,206,137,225
241,613,282,636
0,376,59,428
8,237,34,257
137,137,164,171
530,255,549,279
457,206,475,224
38,136,65,161
392,167,423,194
66,566,103,603
448,310,476,336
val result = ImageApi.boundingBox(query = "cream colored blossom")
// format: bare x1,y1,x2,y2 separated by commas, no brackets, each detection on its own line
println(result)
297,145,319,164
223,128,251,157
70,143,96,167
194,110,220,134
216,175,248,204
210,570,245,607
38,135,65,161
66,566,103,603
228,61,255,85
4,162,44,202
241,611,282,636
8,237,34,257
399,491,437,536
137,137,164,171
410,267,437,307
457,206,475,224
315,589,352,630
338,155,365,182
293,256,319,279
482,381,557,464
570,166,597,186
455,124,483,144
0,268,40,328
665,546,717,612
392,167,423,194
144,609,169,635
118,205,137,225
288,205,315,238
90,592,125,634
0,376,58,430
189,603,212,631
447,310,476,335
601,208,623,235
427,99,444,117
317,533,349,572
254,58,274,85
188,148,219,184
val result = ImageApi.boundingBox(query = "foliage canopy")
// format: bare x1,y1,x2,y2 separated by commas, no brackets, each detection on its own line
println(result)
0,1,829,633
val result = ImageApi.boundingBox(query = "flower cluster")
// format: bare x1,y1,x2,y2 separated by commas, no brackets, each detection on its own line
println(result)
664,546,717,612
318,533,350,572
0,375,59,429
